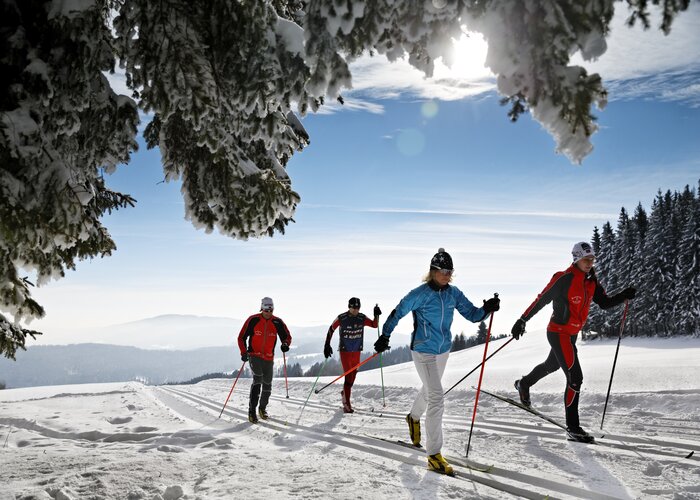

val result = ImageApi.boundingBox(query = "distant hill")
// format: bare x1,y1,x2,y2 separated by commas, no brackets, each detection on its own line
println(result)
43,314,340,350
0,343,241,389
1,314,412,388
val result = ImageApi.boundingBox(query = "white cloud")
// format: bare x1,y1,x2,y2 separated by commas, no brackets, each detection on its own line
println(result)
572,3,700,104
347,52,495,102
306,204,615,221
575,3,700,80
342,4,700,108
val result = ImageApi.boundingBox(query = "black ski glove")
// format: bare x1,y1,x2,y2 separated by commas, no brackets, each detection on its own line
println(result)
324,343,333,359
374,335,390,353
280,343,290,353
374,305,382,317
482,297,500,313
241,353,249,362
620,287,636,300
511,318,526,340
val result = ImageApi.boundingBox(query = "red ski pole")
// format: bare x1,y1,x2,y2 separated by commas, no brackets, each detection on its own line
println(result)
465,293,497,458
219,361,246,418
314,352,380,394
283,350,290,399
600,299,629,430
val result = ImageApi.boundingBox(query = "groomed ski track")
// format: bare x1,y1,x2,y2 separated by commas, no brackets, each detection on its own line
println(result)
156,384,698,500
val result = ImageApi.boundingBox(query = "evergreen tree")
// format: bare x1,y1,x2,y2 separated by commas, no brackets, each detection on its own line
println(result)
629,203,649,335
451,332,468,352
675,186,700,334
594,222,616,336
592,181,700,338
585,227,603,336
1,0,692,358
305,358,343,377
476,321,488,345
278,362,303,377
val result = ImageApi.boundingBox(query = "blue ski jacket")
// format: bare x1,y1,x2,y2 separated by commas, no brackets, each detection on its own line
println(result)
381,281,488,355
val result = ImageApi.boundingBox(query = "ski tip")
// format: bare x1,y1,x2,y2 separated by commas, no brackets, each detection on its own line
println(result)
685,450,695,459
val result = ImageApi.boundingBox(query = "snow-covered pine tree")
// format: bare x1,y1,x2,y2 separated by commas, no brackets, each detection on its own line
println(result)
591,184,699,338
674,185,700,335
596,222,616,336
612,207,643,336
584,227,603,337
1,0,139,359
1,0,693,358
643,192,667,336
629,203,649,335
476,320,488,345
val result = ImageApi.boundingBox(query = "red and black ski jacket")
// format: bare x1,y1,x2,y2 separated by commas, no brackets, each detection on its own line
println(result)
325,312,378,352
521,265,624,335
238,314,292,361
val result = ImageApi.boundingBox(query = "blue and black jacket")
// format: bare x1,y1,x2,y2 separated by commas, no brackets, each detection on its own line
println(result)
381,281,488,355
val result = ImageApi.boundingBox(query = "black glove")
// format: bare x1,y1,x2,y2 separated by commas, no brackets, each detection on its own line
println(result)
374,305,382,317
374,335,390,353
511,318,526,340
620,287,636,300
241,353,249,362
280,343,290,353
323,343,333,358
483,297,500,313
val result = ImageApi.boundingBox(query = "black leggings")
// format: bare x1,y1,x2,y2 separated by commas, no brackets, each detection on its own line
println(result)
248,356,274,411
521,332,583,428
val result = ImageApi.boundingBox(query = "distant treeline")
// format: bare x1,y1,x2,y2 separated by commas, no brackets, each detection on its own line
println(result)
173,321,503,384
585,181,700,338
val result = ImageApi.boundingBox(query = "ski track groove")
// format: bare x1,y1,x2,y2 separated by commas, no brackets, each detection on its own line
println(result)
267,393,698,464
158,386,641,500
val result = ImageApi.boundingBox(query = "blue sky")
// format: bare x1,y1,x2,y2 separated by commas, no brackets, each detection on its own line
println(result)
31,4,700,345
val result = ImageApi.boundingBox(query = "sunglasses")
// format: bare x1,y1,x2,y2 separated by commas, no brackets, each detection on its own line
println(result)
434,268,453,276
349,305,360,309
262,307,274,312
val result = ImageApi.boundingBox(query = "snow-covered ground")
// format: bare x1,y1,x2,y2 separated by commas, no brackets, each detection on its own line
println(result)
1,331,699,499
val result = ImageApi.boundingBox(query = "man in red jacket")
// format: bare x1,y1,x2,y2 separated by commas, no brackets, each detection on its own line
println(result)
238,297,292,423
511,242,636,443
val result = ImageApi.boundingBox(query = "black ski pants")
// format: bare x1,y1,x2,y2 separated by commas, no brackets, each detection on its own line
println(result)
521,332,583,429
248,356,274,412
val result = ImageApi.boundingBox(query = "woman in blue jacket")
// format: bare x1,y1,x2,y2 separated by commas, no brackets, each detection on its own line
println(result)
375,248,500,475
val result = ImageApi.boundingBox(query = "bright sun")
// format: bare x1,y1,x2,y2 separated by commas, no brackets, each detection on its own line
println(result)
434,32,492,80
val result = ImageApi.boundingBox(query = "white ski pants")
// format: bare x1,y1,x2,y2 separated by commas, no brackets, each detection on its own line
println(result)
409,350,450,455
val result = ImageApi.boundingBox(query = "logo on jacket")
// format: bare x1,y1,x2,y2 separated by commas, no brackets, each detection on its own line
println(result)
571,296,582,304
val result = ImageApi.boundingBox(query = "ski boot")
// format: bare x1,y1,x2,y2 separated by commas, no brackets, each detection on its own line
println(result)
566,426,595,443
341,389,354,413
427,453,454,476
406,413,421,447
514,378,531,407
258,408,269,420
248,410,258,424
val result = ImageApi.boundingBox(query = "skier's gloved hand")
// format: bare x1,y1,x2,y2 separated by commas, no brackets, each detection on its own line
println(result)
374,334,390,353
280,343,290,353
374,305,382,317
620,287,636,300
511,318,526,340
482,297,500,313
324,343,333,358
241,353,249,362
